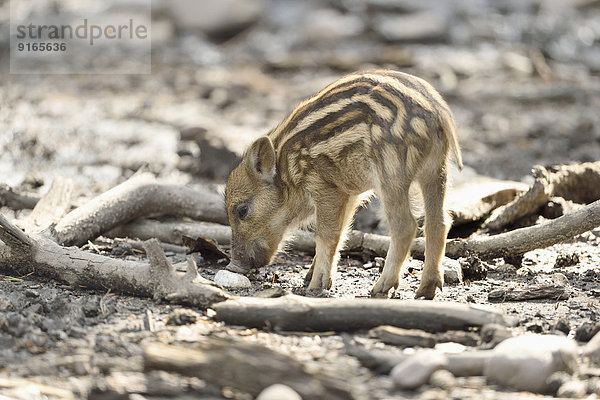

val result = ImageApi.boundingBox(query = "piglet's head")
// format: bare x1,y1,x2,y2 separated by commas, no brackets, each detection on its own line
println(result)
224,136,288,273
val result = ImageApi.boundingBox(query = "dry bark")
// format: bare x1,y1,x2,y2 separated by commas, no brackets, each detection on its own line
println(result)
144,340,361,400
211,294,509,332
0,215,229,308
488,285,570,302
54,172,227,247
485,162,600,231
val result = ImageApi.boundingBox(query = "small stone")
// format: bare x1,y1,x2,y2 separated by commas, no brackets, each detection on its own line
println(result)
554,252,579,268
429,369,457,390
576,323,600,342
255,287,287,298
167,308,200,326
556,380,587,398
303,8,364,44
442,257,463,284
434,342,466,354
214,270,251,288
480,324,513,348
483,334,578,393
162,0,265,39
551,273,570,287
553,318,571,335
459,255,488,281
501,51,534,75
390,349,447,390
256,384,302,400
533,273,570,287
373,11,448,42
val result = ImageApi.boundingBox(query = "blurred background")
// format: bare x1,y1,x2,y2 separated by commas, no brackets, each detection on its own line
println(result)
1,0,600,193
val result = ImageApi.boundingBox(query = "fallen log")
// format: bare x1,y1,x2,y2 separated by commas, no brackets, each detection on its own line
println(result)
211,294,509,332
54,172,228,247
485,162,600,231
0,215,229,308
144,340,362,400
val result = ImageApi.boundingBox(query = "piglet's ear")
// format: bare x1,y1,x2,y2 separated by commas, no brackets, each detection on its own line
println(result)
247,136,276,182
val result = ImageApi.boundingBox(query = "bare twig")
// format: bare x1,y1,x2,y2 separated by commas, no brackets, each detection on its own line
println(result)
0,184,40,210
54,172,227,246
485,162,600,231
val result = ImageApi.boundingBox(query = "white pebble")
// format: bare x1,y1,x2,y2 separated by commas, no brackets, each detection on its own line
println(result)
391,349,448,390
484,334,578,393
213,270,251,288
256,384,302,400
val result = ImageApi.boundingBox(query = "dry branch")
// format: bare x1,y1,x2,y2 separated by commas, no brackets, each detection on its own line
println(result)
488,285,570,302
18,177,74,234
346,341,492,376
441,199,600,260
54,172,227,247
0,184,40,210
107,219,232,246
0,377,76,400
211,294,509,332
108,199,600,263
347,199,600,260
485,162,600,231
144,340,361,400
0,216,229,308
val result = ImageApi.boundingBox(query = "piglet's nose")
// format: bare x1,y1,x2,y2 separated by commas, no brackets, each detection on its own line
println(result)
226,262,248,274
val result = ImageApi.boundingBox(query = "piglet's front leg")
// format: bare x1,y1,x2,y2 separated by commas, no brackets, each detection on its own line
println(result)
306,190,360,292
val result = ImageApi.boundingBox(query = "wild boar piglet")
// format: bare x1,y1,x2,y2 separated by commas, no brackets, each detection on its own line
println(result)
224,69,462,299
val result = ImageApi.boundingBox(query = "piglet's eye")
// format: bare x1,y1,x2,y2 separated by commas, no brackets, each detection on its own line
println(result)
237,204,249,220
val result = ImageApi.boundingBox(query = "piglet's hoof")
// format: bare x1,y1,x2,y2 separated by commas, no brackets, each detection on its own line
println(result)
370,290,391,299
304,288,331,298
415,280,442,300
303,268,314,287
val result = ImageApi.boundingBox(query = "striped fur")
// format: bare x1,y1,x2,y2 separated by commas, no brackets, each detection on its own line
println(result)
270,70,462,175
225,69,462,299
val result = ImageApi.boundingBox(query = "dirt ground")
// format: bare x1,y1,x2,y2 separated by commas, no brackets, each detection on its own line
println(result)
1,0,600,399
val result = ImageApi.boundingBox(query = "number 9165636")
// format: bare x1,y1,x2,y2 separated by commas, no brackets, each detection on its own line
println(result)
17,42,67,52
